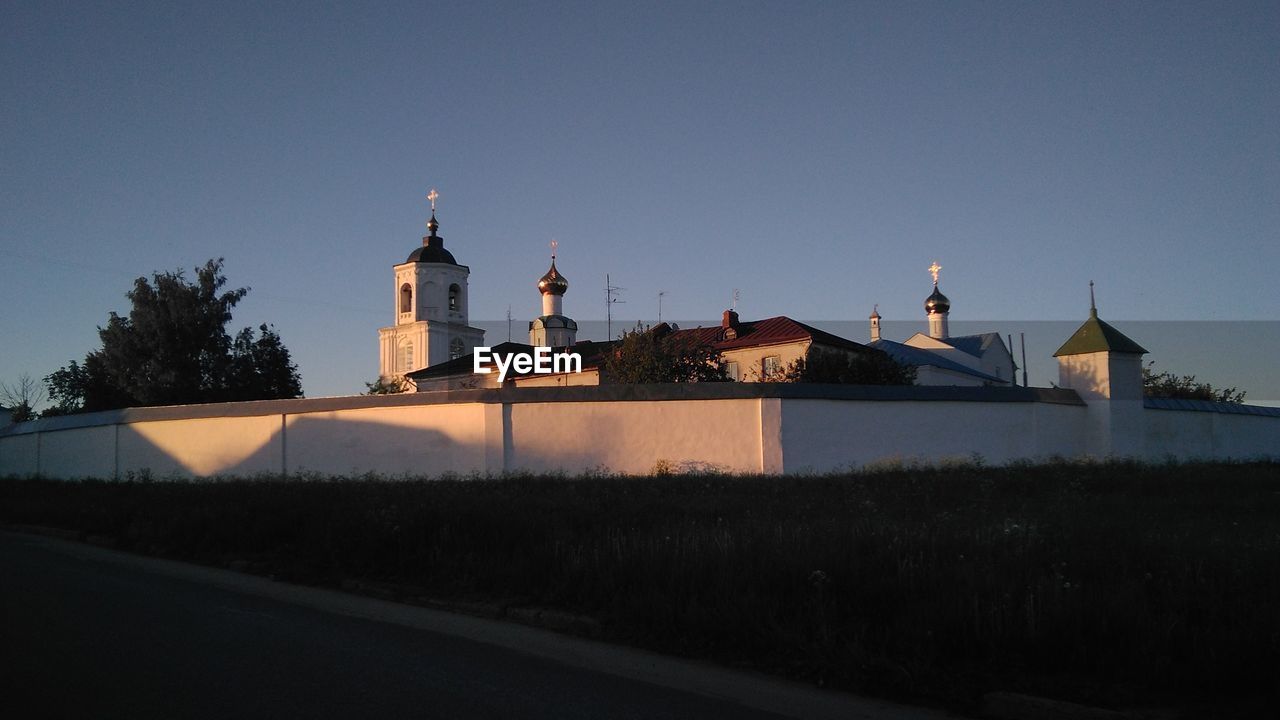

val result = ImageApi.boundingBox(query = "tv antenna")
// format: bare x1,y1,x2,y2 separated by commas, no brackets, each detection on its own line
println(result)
658,291,667,324
731,288,740,311
1021,332,1028,386
1008,334,1017,386
606,274,626,340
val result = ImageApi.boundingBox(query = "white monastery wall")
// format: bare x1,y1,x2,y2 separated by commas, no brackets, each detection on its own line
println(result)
2,388,1276,480
1031,402,1092,458
507,398,764,474
283,404,489,476
1211,413,1278,460
0,432,38,476
779,399,1088,471
1144,409,1277,461
119,415,284,478
40,425,116,479
1145,409,1214,460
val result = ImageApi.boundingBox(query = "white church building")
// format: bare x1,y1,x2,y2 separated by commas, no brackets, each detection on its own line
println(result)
868,263,1018,387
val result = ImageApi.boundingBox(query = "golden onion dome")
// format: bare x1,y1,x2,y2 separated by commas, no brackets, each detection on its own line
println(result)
924,285,950,315
538,260,569,296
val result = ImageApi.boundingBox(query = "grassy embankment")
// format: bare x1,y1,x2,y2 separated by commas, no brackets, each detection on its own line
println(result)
3,461,1278,715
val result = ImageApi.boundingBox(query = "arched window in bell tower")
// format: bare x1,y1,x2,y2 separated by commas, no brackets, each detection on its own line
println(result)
400,283,412,314
448,284,460,312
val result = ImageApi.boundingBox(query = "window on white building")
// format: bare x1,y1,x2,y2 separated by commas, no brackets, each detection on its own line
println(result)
724,361,740,381
762,355,781,379
448,284,460,312
450,337,465,360
400,342,414,372
400,283,412,314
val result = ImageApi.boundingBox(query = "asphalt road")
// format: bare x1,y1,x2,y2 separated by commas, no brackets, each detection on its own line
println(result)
0,532,953,720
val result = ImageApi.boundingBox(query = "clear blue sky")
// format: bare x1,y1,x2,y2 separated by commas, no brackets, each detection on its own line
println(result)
3,1,1278,400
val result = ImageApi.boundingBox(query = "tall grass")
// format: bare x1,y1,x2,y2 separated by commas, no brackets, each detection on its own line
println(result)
3,461,1278,712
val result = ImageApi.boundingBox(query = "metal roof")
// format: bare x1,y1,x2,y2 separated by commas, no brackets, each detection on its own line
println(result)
869,339,1004,383
676,316,874,354
940,333,1003,358
1054,310,1147,356
1144,396,1280,417
405,239,459,265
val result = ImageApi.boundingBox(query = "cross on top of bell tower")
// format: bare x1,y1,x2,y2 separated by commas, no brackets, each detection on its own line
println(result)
426,188,440,236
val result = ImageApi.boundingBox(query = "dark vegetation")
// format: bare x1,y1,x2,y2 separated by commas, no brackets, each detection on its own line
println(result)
365,376,410,395
0,374,44,423
603,324,727,383
1143,361,1245,404
43,259,302,415
3,462,1277,716
778,348,917,385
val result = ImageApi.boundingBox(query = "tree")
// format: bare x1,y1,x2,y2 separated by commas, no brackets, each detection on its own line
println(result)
775,348,917,385
602,324,726,383
1,373,45,422
43,356,128,416
44,259,302,414
365,376,410,394
1142,361,1245,404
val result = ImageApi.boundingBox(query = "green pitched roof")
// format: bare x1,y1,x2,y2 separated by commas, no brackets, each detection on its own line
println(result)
1054,309,1148,357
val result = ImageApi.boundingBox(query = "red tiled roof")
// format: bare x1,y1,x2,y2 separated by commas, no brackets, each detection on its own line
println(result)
674,316,873,354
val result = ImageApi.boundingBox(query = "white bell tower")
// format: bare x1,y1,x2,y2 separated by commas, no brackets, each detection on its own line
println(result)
378,189,485,383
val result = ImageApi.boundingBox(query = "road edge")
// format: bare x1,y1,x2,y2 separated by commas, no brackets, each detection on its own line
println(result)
3,529,957,720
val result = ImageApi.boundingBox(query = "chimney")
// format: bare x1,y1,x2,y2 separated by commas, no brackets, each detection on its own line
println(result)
722,309,740,339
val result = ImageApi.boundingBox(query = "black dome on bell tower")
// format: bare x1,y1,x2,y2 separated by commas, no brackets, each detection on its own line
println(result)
407,212,459,265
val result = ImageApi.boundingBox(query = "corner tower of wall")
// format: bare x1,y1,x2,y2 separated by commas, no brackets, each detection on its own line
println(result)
1054,290,1147,457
